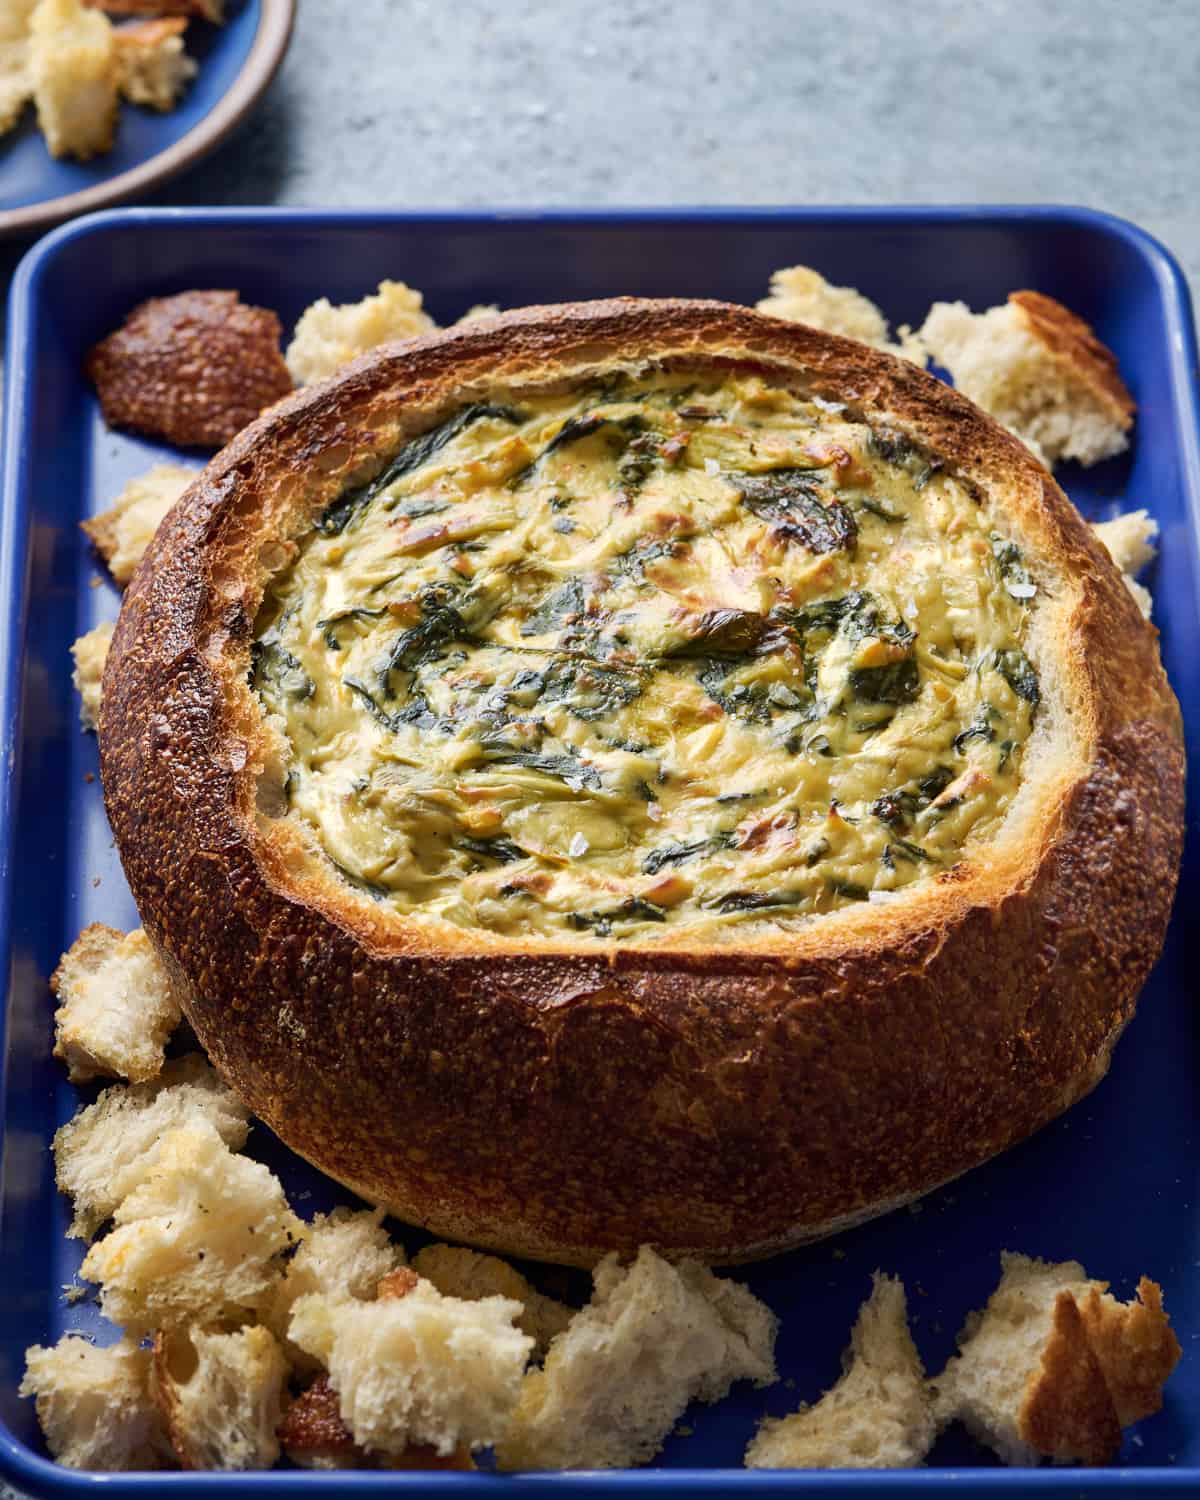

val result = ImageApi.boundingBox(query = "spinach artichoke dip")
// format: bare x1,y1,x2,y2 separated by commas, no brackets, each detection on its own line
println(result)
252,372,1040,941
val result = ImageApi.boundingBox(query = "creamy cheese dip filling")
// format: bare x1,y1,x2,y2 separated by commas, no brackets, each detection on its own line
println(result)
251,372,1039,940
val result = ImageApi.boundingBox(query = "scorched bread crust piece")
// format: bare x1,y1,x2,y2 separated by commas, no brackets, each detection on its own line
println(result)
100,299,1184,1266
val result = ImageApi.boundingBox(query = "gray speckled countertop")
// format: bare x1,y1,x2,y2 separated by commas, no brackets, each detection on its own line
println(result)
3,0,1199,1491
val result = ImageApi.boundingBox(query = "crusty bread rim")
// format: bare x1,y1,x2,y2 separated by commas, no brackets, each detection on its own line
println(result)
110,298,1167,958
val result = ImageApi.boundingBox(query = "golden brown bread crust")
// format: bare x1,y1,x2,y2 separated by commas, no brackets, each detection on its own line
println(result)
1010,291,1135,428
86,291,293,449
100,298,1184,1265
1020,1292,1122,1466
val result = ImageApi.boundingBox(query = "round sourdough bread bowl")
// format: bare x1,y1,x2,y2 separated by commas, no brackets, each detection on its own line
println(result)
100,298,1185,1266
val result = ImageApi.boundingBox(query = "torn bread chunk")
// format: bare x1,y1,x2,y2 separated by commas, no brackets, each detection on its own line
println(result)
285,280,436,385
495,1244,777,1471
278,1373,474,1472
411,1244,573,1355
30,0,118,160
85,0,222,19
932,1253,1180,1466
71,619,113,731
114,16,194,110
918,291,1134,468
20,1336,171,1470
287,1279,532,1459
757,266,925,363
82,463,194,585
54,1052,249,1240
0,0,37,136
153,1324,289,1470
260,1206,404,1371
1092,509,1157,618
746,1273,935,1469
52,924,181,1085
80,1120,301,1335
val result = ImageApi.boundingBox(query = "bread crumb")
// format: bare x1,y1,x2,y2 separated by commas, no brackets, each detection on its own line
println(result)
30,0,118,160
758,266,925,364
495,1244,777,1471
746,1273,934,1469
20,1336,171,1470
71,620,113,731
154,1324,289,1470
286,281,436,385
0,0,36,136
114,16,195,111
82,463,194,585
412,1243,573,1355
51,924,181,1085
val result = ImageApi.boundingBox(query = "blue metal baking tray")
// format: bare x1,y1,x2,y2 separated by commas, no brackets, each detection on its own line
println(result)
0,207,1197,1498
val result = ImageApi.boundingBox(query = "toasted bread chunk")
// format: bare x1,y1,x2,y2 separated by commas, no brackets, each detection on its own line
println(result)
288,1278,531,1458
0,0,36,135
260,1206,404,1372
85,0,222,19
86,291,293,448
1092,509,1157,618
52,924,181,1085
757,266,924,363
496,1244,777,1471
746,1273,935,1469
30,0,118,160
82,463,194,586
933,1253,1179,1466
154,1324,288,1470
285,281,436,385
21,1335,171,1470
81,1120,300,1335
918,292,1134,468
54,1053,249,1240
114,16,194,109
279,1373,474,1471
412,1244,573,1355
71,620,113,731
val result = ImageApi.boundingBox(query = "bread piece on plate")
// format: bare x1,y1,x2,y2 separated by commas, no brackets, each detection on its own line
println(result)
496,1245,777,1471
85,0,222,19
1092,509,1157,618
20,1336,172,1470
51,924,181,1085
0,0,37,136
114,16,194,110
260,1206,404,1371
99,299,1184,1265
932,1252,1180,1466
278,1372,475,1472
287,1278,531,1459
54,1052,249,1239
29,0,118,160
71,620,112,731
80,1120,301,1334
411,1244,573,1355
83,464,195,586
86,291,293,448
918,291,1134,468
746,1273,934,1469
758,265,925,362
285,281,437,385
153,1324,289,1470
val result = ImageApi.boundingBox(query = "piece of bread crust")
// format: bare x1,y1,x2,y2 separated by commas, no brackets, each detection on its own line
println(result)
80,1120,301,1335
411,1244,573,1355
51,923,181,1085
496,1245,777,1471
114,16,194,110
153,1324,289,1470
86,290,293,448
71,619,112,731
82,463,195,586
20,1336,172,1470
745,1273,935,1469
278,1372,474,1472
285,281,436,386
53,1052,249,1239
29,0,118,160
757,265,925,363
1076,1277,1181,1429
85,0,222,19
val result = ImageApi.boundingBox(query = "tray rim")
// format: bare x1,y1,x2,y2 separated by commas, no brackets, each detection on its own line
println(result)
2,203,1199,1498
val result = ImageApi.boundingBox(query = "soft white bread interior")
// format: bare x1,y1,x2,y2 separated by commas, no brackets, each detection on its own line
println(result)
746,1273,935,1469
1092,509,1157,617
71,620,113,731
54,1052,249,1239
495,1244,777,1471
917,292,1134,468
287,1278,532,1458
51,924,181,1085
114,16,194,109
82,463,194,585
153,1323,289,1470
20,1335,171,1470
0,0,36,135
757,265,925,363
411,1243,573,1355
80,1119,300,1335
29,0,118,159
285,281,436,385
